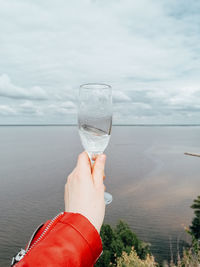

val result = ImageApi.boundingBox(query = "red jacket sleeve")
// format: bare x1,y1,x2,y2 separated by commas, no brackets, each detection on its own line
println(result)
15,212,102,267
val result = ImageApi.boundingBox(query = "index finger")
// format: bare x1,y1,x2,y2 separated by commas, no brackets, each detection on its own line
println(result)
76,151,92,177
92,154,106,179
92,154,106,187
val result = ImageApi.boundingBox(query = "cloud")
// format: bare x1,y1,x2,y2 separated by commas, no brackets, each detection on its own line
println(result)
60,101,76,109
18,100,77,116
47,101,77,115
113,91,131,103
0,0,200,124
0,105,16,116
0,74,48,100
19,101,43,115
0,100,77,122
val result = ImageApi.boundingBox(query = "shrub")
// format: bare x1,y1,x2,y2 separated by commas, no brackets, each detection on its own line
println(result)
96,195,200,266
95,221,150,266
190,195,200,240
116,247,158,267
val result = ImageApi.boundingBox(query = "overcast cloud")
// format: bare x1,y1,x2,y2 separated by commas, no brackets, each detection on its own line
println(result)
0,0,200,124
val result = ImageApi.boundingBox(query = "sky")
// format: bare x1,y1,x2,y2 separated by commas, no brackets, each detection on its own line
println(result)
0,0,200,125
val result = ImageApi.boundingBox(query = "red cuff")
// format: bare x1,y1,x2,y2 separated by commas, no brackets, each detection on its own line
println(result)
60,212,102,263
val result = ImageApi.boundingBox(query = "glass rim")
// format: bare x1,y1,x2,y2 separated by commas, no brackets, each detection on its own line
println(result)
80,83,111,90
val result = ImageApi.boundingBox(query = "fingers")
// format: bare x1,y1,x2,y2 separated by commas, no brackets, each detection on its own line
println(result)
76,151,91,178
92,155,106,179
92,164,106,180
92,154,106,187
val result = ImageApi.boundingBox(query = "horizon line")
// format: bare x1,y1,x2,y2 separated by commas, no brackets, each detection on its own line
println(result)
0,124,200,127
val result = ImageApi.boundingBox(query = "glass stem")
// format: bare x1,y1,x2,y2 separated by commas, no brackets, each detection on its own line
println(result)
87,151,103,165
87,151,94,165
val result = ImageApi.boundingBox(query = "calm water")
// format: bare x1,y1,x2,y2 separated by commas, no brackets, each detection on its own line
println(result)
0,126,200,266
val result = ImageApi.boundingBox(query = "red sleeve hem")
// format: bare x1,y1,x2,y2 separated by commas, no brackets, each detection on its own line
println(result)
60,212,103,262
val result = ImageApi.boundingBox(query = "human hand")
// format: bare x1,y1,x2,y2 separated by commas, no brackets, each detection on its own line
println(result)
65,151,106,233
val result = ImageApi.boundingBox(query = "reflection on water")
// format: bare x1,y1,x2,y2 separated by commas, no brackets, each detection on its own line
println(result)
0,126,199,265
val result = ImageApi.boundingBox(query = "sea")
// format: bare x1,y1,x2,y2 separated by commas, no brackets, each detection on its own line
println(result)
0,125,200,266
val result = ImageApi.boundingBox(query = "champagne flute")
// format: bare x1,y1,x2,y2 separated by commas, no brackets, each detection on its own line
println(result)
78,83,113,205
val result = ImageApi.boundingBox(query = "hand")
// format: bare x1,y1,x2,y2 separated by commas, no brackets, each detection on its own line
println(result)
65,151,106,233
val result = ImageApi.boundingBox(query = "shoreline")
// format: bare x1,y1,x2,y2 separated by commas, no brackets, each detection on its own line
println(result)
184,152,200,157
0,124,200,127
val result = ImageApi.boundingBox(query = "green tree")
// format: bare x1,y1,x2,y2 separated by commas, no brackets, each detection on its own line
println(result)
95,221,150,266
190,195,200,240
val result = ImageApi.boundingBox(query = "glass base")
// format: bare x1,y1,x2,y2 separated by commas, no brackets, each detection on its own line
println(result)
104,192,112,205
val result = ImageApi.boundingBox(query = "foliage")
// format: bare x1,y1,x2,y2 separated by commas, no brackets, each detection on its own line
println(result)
162,246,200,267
116,245,200,267
116,247,158,267
95,221,151,267
95,196,200,266
189,195,200,240
163,195,200,267
179,246,200,267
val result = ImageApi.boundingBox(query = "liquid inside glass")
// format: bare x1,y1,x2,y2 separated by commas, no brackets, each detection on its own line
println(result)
79,124,111,155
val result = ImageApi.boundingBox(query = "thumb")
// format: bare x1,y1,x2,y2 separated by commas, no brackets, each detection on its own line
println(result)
92,154,106,187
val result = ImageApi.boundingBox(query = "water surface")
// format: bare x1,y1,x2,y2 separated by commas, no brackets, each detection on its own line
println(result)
0,126,199,266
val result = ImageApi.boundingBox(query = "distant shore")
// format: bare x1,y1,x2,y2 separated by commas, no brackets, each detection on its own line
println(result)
184,152,200,157
0,124,200,127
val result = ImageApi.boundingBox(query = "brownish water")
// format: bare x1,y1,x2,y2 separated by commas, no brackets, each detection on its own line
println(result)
0,126,199,266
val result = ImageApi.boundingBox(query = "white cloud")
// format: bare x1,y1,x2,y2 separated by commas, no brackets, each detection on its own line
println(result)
113,91,131,103
60,101,76,109
0,0,199,124
0,105,16,116
0,74,48,100
47,101,76,115
19,101,43,115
